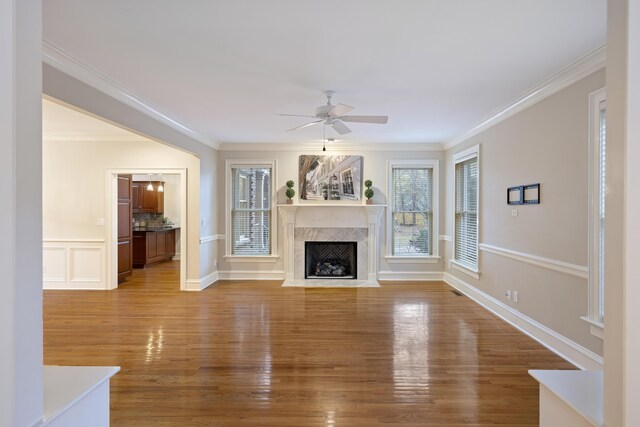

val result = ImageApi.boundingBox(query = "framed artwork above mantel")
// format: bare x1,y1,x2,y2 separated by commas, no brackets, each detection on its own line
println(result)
299,155,363,201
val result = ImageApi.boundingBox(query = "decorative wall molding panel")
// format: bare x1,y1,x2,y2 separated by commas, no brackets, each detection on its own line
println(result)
43,240,106,290
444,44,606,150
444,272,603,370
479,243,588,279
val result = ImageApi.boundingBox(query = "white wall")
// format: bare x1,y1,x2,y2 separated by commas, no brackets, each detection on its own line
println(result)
0,0,44,425
444,69,605,365
43,139,200,288
216,148,445,280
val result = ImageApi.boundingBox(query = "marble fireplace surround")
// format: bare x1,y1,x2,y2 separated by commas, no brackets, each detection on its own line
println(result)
278,204,385,286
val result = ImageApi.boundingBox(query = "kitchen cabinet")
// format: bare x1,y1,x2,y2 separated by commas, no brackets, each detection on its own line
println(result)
132,181,164,214
133,227,178,268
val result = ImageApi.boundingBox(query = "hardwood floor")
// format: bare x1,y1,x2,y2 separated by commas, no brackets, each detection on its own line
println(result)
43,261,573,426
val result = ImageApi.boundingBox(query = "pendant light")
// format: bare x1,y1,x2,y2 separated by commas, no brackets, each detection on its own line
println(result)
322,124,326,151
147,174,154,191
157,174,164,192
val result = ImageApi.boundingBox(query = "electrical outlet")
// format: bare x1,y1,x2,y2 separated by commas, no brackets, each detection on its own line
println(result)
505,290,512,301
97,217,105,226
513,291,519,303
511,209,518,217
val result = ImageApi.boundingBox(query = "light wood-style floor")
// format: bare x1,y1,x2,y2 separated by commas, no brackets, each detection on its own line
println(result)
43,261,573,426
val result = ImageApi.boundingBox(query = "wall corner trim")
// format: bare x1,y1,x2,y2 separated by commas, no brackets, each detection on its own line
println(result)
444,44,607,150
42,40,219,150
444,272,603,370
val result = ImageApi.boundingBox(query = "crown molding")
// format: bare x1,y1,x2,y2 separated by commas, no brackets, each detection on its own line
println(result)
444,44,607,151
217,142,444,152
42,40,219,149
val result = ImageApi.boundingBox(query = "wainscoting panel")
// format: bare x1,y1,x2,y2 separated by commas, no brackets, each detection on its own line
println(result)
44,240,106,290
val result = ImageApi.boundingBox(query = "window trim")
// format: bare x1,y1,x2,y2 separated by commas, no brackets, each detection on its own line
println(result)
386,159,439,260
225,159,278,258
583,88,606,338
452,145,480,276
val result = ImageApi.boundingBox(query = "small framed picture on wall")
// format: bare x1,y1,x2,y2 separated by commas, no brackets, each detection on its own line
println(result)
507,186,523,205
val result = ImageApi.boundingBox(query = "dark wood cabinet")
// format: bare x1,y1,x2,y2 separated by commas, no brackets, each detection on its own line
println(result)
133,228,178,268
132,181,164,214
117,174,133,283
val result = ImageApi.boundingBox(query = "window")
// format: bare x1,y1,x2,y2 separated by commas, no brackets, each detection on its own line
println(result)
453,145,479,275
226,160,276,257
584,88,606,336
341,169,354,195
387,160,439,259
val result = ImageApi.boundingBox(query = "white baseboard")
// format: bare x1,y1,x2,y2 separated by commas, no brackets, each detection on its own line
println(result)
184,271,220,291
444,272,603,370
377,271,444,281
172,253,181,261
216,270,286,281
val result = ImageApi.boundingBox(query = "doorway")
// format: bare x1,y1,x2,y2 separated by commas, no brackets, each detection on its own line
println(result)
106,168,188,290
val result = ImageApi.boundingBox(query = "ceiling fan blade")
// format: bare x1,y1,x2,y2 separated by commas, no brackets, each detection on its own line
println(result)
341,115,388,124
286,120,323,132
276,113,318,118
331,120,351,135
329,103,354,117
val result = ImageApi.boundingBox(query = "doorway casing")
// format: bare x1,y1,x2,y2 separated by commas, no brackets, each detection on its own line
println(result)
105,168,188,290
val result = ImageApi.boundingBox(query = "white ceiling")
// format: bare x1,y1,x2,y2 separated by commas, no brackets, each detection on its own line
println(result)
42,0,606,146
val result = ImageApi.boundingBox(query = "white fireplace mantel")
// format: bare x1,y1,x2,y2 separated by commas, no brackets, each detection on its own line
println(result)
278,204,385,284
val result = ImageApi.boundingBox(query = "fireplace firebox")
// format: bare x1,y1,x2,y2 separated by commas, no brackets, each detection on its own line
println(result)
305,241,357,279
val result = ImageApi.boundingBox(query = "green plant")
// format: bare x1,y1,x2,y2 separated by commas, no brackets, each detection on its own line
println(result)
285,180,296,199
364,180,374,200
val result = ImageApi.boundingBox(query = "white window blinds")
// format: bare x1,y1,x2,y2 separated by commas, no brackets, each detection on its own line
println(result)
231,167,271,255
391,168,433,255
454,156,478,269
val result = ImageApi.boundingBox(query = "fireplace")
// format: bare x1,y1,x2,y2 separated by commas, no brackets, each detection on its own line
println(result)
305,241,357,279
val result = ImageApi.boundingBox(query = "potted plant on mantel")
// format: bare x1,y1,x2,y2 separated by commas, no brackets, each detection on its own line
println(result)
285,180,296,204
364,180,374,205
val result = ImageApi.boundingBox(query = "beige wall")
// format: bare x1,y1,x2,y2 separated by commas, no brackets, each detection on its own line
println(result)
43,139,202,283
444,69,606,357
216,148,445,277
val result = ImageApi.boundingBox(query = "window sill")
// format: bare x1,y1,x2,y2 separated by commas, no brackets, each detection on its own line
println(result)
580,316,604,340
449,260,480,280
384,256,441,264
223,255,279,263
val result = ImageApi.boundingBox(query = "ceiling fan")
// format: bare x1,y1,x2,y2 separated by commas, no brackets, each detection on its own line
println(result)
278,90,388,135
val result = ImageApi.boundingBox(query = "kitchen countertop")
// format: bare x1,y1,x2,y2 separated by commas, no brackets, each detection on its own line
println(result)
133,226,181,232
